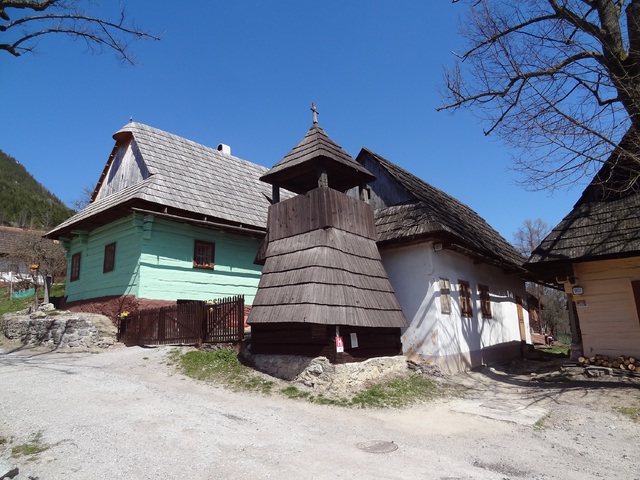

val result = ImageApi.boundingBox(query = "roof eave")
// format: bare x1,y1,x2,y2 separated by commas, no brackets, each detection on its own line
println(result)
378,230,527,275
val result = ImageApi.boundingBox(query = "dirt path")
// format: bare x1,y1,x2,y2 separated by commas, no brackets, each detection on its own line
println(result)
1,345,639,480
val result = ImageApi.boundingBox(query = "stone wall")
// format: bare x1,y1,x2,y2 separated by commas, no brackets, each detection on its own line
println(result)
1,310,117,350
242,350,409,396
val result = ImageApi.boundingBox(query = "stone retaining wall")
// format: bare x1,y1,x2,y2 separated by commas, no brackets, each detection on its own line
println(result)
1,310,117,350
242,350,409,396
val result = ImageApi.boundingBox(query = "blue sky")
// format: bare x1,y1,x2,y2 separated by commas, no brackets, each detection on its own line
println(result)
1,1,582,243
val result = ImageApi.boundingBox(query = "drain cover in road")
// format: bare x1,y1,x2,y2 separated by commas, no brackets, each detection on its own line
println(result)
356,440,398,453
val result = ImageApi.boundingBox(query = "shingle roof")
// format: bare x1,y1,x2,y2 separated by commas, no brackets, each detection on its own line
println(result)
358,149,526,271
528,131,640,266
47,122,277,238
0,226,46,255
260,123,375,194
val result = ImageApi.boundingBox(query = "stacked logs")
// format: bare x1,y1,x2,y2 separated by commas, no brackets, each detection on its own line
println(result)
578,354,640,371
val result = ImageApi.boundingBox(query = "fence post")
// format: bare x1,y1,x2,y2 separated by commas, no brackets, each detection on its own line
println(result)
197,301,204,346
238,295,245,343
158,307,166,344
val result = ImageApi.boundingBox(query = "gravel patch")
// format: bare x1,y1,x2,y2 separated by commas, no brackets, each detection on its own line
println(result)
1,345,639,479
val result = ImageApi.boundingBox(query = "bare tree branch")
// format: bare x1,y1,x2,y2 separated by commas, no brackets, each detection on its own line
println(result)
442,0,640,192
0,0,158,64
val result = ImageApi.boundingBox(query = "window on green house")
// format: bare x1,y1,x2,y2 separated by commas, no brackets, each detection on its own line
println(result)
193,240,215,269
70,253,81,281
103,242,116,273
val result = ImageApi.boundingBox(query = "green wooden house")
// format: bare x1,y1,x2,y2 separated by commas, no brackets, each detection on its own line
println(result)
46,122,276,316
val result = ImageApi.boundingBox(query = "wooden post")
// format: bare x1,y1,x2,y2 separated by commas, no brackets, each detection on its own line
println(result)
238,295,245,343
44,275,52,304
272,184,280,204
318,165,328,188
199,301,207,345
359,183,370,203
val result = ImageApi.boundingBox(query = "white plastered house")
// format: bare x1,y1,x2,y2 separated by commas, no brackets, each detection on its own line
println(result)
354,149,532,373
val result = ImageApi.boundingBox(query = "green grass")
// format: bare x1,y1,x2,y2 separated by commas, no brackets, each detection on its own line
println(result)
0,284,65,316
616,406,640,423
172,349,446,408
533,414,550,430
173,349,274,394
350,375,441,408
11,432,49,459
538,344,570,356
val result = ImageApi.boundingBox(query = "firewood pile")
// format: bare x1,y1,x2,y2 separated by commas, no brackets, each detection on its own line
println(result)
578,354,640,372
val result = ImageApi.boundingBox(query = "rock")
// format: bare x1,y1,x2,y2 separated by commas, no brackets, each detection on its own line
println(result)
0,311,117,350
11,474,32,480
0,458,19,479
407,360,445,377
243,349,411,397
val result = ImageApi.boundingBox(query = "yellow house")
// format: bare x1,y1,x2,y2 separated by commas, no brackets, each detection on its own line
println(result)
526,132,640,359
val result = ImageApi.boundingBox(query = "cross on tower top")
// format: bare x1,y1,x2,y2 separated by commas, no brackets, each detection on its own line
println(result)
311,102,319,124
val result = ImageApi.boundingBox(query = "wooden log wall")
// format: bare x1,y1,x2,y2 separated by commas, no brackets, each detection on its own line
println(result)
250,323,402,364
268,188,377,242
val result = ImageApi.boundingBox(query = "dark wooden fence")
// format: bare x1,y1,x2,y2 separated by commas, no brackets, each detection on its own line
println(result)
118,295,245,347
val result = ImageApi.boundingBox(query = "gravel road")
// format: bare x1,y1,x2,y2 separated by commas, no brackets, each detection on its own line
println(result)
1,344,639,480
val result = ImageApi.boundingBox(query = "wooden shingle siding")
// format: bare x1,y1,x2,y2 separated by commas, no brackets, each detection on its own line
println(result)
262,247,388,277
259,267,393,291
248,120,407,361
268,188,377,242
253,284,401,310
266,227,380,258
248,304,407,327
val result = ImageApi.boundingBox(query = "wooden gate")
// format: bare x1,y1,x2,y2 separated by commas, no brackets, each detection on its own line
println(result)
118,295,244,346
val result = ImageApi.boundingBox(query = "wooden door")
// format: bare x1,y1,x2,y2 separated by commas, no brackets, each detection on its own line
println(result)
516,296,526,341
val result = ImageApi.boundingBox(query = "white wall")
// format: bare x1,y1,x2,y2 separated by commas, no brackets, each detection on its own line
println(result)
380,242,530,371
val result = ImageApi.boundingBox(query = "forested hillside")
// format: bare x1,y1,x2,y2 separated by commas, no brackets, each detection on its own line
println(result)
0,149,74,229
